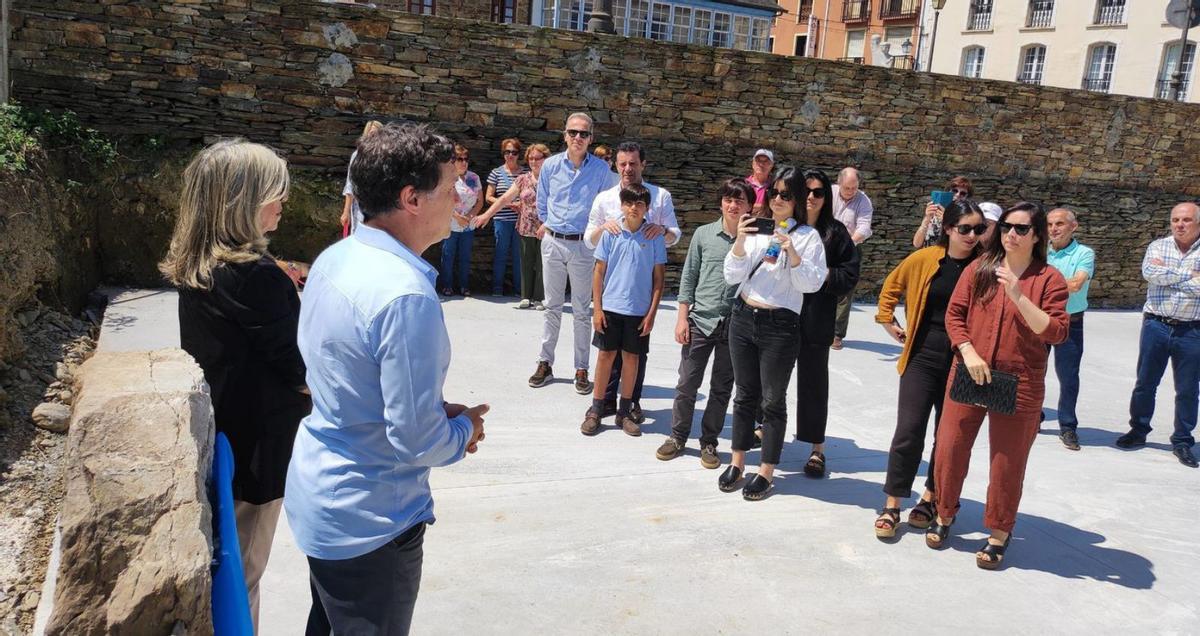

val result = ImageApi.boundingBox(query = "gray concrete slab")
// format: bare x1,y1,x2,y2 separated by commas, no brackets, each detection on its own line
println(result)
94,287,180,353
244,297,1198,634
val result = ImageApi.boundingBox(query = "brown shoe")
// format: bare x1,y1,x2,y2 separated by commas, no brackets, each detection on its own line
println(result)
700,444,720,469
619,415,642,437
574,369,593,395
656,438,684,460
581,409,601,436
529,361,552,388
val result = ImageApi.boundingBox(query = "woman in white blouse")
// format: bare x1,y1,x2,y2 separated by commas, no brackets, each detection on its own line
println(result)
721,167,829,500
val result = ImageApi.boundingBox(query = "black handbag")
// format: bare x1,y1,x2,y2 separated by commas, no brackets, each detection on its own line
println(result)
949,362,1019,415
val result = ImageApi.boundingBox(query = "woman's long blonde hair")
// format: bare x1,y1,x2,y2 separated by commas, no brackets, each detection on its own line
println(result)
158,139,290,290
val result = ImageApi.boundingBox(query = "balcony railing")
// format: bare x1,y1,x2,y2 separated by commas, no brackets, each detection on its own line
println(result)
1095,0,1123,25
880,0,919,20
838,56,865,64
843,0,870,23
1156,78,1190,100
890,55,915,69
1026,9,1052,28
798,0,813,20
967,1,992,30
1081,76,1111,93
1017,73,1042,85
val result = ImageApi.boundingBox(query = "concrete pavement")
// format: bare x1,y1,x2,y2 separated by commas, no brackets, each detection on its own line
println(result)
239,296,1199,634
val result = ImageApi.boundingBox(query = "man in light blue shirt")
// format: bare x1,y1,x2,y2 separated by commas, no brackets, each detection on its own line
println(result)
285,123,488,634
1044,207,1095,451
529,112,613,394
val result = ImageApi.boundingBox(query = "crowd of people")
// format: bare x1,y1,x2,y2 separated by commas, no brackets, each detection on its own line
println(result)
158,113,1200,634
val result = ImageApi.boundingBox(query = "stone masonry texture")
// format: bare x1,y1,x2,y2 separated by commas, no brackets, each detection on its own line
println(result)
10,0,1200,306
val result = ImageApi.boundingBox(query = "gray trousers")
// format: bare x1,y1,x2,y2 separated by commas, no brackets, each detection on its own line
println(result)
306,523,425,636
538,234,593,370
670,319,734,448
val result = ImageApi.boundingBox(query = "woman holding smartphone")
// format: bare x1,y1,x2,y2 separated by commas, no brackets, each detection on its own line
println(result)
913,176,974,249
721,165,828,500
793,169,860,478
872,200,985,539
927,202,1069,569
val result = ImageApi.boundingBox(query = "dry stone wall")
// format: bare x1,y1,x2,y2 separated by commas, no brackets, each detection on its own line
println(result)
11,0,1200,306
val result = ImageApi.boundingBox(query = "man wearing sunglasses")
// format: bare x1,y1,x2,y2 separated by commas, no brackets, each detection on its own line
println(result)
1118,202,1200,468
530,112,614,395
1044,208,1095,451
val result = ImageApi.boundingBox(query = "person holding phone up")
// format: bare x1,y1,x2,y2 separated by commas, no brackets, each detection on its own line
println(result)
912,176,974,249
720,165,828,501
871,200,985,540
927,202,1068,571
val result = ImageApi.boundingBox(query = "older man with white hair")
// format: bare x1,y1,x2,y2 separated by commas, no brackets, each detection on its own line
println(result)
830,167,873,349
1045,207,1095,451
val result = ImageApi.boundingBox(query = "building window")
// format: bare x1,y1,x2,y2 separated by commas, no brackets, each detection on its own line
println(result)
1018,45,1045,84
798,0,813,21
1083,43,1116,92
491,0,516,22
966,0,992,31
750,17,769,51
671,6,692,43
794,34,809,56
842,29,865,63
1094,0,1124,26
408,0,435,14
1157,41,1196,100
649,2,670,39
613,0,628,34
732,15,750,50
961,46,985,78
880,0,920,20
628,0,649,37
693,9,713,45
711,12,731,47
843,0,869,23
1026,0,1053,28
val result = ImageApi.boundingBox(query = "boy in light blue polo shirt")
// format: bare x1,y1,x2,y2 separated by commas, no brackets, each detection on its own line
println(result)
581,183,667,437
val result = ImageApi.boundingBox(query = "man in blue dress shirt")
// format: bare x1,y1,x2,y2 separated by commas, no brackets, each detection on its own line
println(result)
529,112,614,394
285,123,489,634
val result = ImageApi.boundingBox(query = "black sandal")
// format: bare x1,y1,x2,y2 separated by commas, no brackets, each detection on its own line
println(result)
718,465,744,492
803,451,826,478
925,517,954,549
874,507,901,539
976,535,1012,570
907,498,936,530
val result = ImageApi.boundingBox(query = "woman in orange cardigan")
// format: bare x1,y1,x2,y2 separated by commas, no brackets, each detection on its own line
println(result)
926,202,1069,570
873,200,986,539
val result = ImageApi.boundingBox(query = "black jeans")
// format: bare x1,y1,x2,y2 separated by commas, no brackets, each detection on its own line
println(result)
794,344,831,444
306,522,426,636
604,349,648,403
729,302,802,466
883,326,953,498
670,319,734,447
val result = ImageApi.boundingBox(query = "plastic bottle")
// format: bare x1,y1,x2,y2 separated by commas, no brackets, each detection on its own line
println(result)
763,218,795,264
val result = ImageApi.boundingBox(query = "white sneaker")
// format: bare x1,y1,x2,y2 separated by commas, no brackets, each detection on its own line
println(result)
518,299,531,309
534,302,546,311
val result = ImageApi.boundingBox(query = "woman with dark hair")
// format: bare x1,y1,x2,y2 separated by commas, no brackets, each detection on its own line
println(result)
792,169,860,478
926,202,1069,569
721,165,828,500
913,176,974,249
872,199,986,539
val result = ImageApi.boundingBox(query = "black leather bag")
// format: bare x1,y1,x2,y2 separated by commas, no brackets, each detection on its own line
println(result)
949,362,1019,415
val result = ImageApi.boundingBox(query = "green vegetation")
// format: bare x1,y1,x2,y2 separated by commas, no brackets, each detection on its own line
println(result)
0,102,117,173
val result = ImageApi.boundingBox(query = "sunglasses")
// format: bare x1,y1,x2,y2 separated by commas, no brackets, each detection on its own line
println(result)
769,189,794,202
999,221,1034,236
502,149,520,156
453,156,469,163
953,223,988,236
565,129,592,139
808,190,826,199
952,189,970,197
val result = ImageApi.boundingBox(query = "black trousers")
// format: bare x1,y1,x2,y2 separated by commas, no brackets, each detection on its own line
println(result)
604,349,648,403
670,319,734,447
729,303,802,465
794,344,831,444
883,327,953,498
306,522,426,636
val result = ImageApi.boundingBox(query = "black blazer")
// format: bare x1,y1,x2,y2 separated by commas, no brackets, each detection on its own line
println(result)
799,222,861,347
178,254,310,504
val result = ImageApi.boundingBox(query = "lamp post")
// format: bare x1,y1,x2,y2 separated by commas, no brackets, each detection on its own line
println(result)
927,0,947,73
587,0,615,34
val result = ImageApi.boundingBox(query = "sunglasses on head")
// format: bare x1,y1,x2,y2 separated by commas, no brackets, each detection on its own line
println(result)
502,149,520,156
999,221,1034,236
953,223,988,236
769,188,794,202
565,129,592,139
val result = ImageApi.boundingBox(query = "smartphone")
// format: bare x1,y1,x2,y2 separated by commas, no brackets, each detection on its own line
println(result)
930,190,954,208
751,217,776,235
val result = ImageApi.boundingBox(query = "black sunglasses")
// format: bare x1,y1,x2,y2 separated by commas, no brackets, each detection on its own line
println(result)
999,221,1034,236
953,223,988,236
502,149,520,156
768,188,794,202
453,156,469,163
952,189,970,197
808,190,826,199
565,129,592,139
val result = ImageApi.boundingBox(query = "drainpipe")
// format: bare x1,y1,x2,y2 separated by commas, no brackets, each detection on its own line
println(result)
819,0,830,58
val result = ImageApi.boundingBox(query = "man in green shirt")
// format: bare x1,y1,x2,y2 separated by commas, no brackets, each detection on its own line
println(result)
655,178,755,468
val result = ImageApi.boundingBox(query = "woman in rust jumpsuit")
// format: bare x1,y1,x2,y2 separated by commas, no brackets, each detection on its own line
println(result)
926,202,1069,570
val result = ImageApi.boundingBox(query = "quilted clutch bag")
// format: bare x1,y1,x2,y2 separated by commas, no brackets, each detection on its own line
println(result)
948,362,1019,415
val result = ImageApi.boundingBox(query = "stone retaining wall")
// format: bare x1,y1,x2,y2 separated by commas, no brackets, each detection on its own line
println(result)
11,0,1200,306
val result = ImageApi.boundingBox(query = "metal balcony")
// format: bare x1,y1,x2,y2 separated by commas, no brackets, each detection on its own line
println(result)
879,0,919,20
843,0,869,23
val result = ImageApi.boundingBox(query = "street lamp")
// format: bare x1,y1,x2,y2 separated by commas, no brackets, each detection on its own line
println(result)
587,0,615,34
927,0,947,73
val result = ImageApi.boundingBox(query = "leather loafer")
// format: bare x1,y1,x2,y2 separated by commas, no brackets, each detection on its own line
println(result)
742,474,773,501
1174,445,1199,468
718,465,743,492
1115,431,1146,449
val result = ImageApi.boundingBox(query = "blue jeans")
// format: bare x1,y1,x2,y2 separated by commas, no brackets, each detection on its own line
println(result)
492,220,521,295
1128,317,1200,448
1051,313,1085,430
438,230,473,292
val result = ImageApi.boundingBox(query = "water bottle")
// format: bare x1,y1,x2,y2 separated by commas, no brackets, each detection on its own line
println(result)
763,218,794,264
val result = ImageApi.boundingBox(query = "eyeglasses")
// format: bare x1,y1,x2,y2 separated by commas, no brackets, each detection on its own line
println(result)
999,221,1033,236
952,189,970,197
768,189,794,202
953,223,988,236
502,149,520,156
565,129,592,139
453,157,469,163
